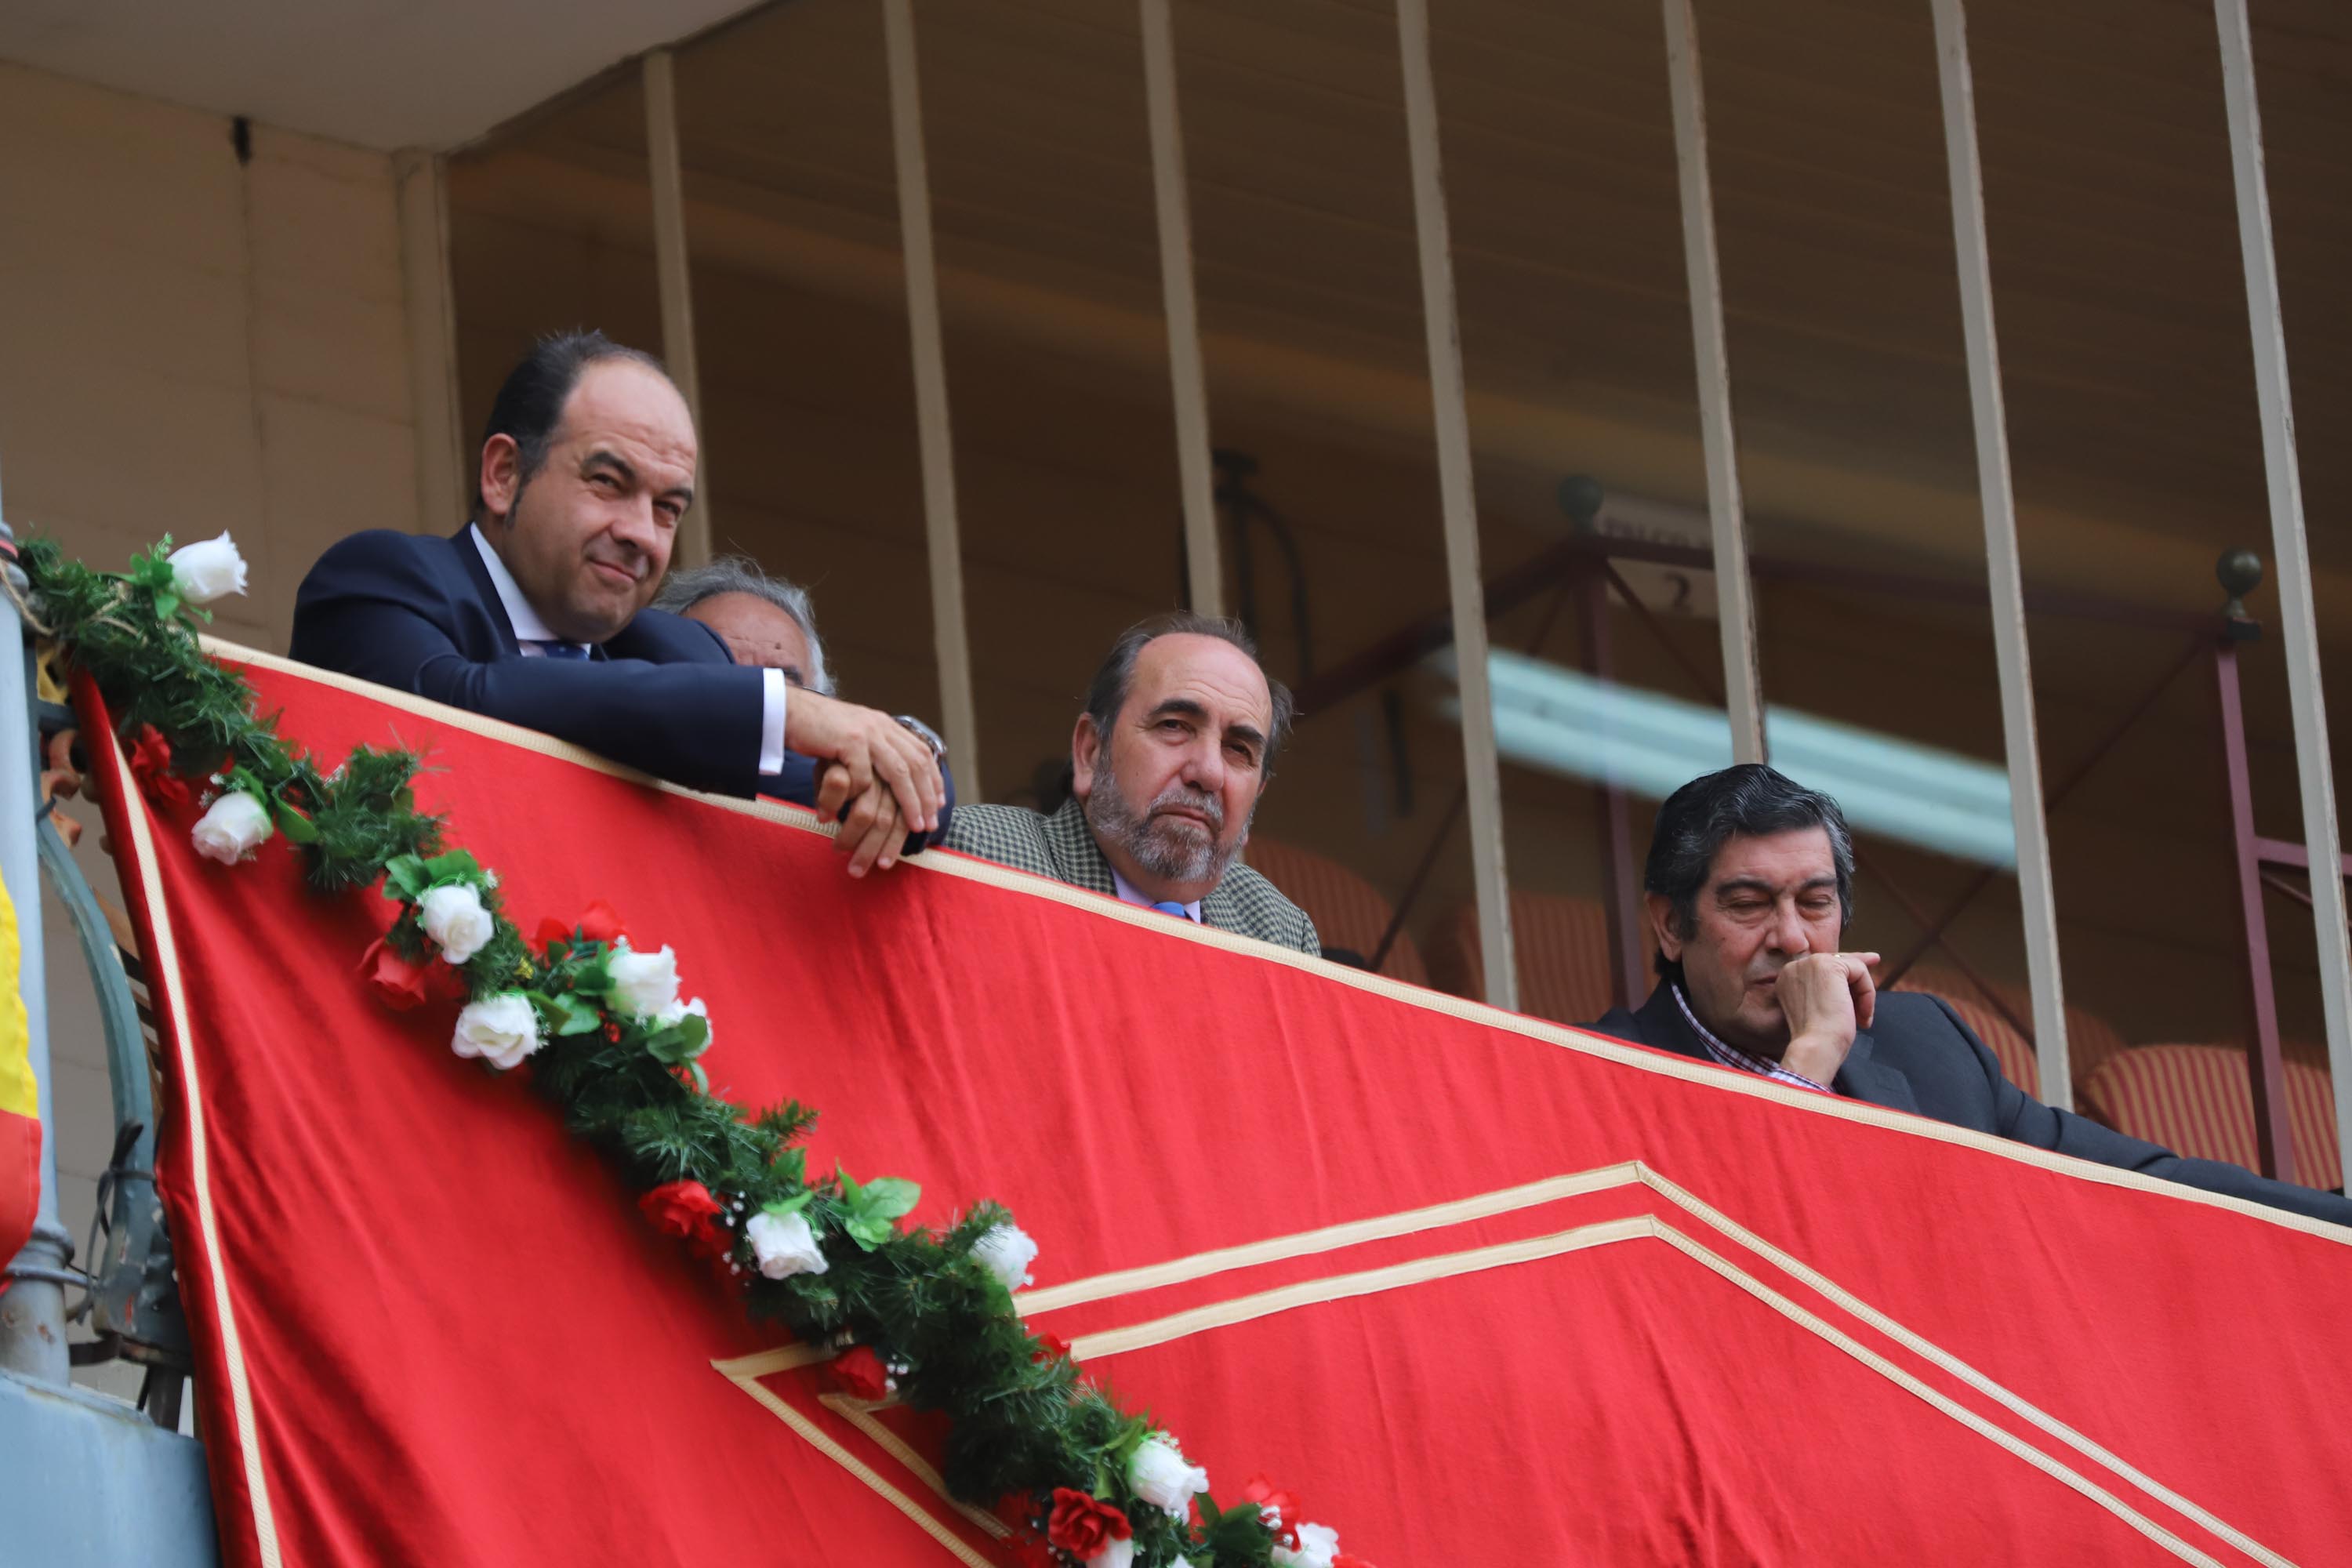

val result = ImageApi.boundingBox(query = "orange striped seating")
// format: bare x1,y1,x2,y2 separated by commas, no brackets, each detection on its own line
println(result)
1427,892,1631,1026
1978,976,2128,1089
2082,1045,2342,1192
1242,837,1428,987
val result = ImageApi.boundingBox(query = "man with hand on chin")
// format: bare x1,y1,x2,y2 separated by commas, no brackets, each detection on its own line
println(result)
943,613,1318,954
291,331,946,876
1588,764,2352,1225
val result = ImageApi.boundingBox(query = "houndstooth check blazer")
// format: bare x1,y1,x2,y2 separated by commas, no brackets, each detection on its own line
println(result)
942,798,1320,957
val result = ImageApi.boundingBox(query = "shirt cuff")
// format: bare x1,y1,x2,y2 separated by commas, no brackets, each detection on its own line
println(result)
758,668,788,775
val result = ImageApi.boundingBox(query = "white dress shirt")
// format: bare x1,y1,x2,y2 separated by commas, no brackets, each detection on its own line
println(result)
470,526,787,775
1110,866,1202,923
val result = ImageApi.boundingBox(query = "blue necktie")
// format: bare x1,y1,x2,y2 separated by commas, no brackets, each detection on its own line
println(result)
534,640,590,660
1150,901,1192,922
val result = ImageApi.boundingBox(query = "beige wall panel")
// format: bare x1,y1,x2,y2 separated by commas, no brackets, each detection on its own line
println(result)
249,282,413,425
246,129,405,299
0,63,246,270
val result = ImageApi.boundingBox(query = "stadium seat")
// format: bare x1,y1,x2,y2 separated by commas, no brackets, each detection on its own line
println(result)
1243,837,1429,987
2082,1044,2342,1193
1427,891,1633,1026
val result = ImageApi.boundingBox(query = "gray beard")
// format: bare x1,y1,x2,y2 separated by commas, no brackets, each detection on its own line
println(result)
1085,773,1247,887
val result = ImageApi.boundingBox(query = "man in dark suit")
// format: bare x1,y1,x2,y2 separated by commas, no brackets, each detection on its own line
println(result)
1586,763,2352,1227
291,331,946,877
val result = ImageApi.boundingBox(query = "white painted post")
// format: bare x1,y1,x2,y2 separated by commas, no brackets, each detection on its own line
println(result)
394,151,467,530
1660,0,1766,765
2213,0,2352,1179
644,49,712,567
1929,0,2072,1105
883,0,984,799
1396,0,1516,1009
1138,0,1224,619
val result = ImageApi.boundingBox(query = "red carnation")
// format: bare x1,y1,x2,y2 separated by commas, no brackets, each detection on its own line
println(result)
639,1180,728,1259
1242,1475,1302,1549
1029,1331,1072,1365
358,936,468,1012
1046,1488,1131,1559
128,724,190,809
832,1344,891,1401
537,900,628,949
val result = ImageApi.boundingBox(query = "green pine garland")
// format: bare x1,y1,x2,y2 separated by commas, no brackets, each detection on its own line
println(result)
23,535,1353,1568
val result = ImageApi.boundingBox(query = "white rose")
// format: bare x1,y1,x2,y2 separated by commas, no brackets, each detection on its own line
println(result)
1127,1435,1209,1515
191,790,272,865
746,1210,829,1279
417,882,495,966
452,993,541,1070
608,942,681,1018
1089,1541,1134,1568
972,1223,1039,1291
654,996,711,1055
166,532,249,605
1272,1523,1340,1568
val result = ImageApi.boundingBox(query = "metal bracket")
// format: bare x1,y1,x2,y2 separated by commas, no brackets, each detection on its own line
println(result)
35,810,191,1372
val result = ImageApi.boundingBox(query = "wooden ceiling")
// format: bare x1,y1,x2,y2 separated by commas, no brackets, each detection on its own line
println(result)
459,0,2352,614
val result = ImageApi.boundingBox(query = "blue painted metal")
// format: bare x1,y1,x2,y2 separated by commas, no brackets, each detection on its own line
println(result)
0,1370,218,1567
38,808,191,1376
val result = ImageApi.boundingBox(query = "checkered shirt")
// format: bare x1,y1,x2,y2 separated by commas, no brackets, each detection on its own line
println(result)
1672,984,1834,1094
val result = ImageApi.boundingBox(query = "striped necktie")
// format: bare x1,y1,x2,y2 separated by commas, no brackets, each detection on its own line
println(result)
1150,901,1194,923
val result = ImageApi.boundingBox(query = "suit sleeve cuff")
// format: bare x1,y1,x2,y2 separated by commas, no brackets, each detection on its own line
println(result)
758,668,789,775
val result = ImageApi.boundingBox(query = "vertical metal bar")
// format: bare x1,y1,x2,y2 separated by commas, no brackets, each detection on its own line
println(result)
644,49,712,568
394,151,467,529
1659,0,1766,765
0,488,65,1385
883,0,985,799
1929,0,2071,1108
2215,642,2296,1180
1396,0,1515,1010
1138,0,1224,619
1577,569,1648,1007
2212,0,2352,1184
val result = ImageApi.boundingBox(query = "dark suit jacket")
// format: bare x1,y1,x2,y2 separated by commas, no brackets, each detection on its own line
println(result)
291,527,895,819
1590,982,2352,1228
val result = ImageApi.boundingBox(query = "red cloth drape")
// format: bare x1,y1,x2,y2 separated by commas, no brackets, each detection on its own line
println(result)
83,655,2352,1567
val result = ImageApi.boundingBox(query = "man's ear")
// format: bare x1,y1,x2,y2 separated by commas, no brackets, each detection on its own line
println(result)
1069,715,1102,803
1645,891,1682,962
478,435,521,525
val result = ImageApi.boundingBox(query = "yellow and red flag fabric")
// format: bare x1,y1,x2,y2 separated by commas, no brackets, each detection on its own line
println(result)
84,649,2352,1567
0,862,34,1295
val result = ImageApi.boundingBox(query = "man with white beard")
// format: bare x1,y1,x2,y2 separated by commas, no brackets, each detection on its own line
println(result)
943,615,1319,955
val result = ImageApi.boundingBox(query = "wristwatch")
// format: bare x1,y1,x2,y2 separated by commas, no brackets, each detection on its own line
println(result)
895,715,946,759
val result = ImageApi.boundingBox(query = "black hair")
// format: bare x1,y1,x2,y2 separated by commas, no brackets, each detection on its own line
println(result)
1645,764,1855,978
1081,612,1295,775
471,329,670,520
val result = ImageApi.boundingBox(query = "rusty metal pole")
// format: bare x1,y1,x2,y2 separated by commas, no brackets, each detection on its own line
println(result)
2213,552,2296,1181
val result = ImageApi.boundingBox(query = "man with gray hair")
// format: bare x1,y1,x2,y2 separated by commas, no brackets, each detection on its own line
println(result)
1586,764,2352,1224
652,556,834,696
653,554,956,873
943,612,1318,955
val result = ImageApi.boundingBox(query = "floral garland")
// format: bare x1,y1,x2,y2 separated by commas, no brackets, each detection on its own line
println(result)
24,532,1380,1568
